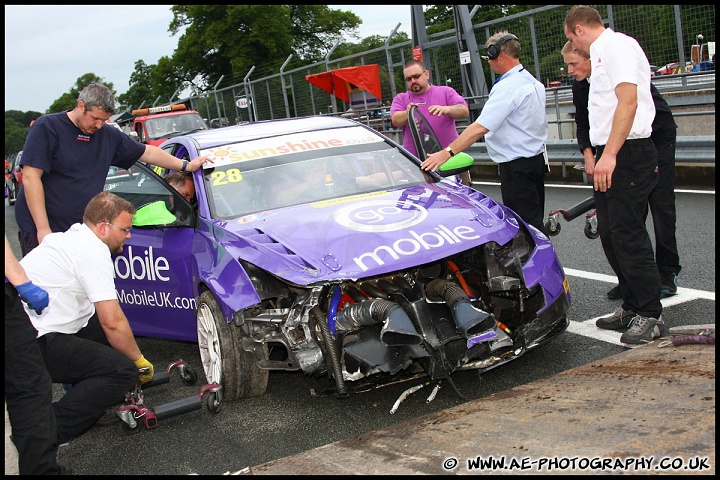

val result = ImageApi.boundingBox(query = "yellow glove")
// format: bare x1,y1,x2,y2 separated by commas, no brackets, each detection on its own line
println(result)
134,355,154,384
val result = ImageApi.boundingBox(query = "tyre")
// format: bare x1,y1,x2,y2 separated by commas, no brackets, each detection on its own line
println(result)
196,290,269,401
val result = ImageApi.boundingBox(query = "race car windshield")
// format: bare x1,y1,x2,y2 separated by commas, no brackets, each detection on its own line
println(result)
146,115,207,141
201,138,434,219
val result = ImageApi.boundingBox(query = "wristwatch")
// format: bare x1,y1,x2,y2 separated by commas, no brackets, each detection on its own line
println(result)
445,146,455,157
180,159,189,172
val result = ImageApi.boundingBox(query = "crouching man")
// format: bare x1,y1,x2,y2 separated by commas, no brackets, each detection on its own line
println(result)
20,191,154,445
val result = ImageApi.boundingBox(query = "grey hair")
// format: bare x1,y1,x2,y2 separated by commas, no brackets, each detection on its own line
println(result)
77,83,116,114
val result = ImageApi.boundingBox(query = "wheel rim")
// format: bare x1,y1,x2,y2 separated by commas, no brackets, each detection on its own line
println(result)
197,303,223,385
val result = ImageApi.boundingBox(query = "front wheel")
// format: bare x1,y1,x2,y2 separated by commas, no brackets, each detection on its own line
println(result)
196,291,269,401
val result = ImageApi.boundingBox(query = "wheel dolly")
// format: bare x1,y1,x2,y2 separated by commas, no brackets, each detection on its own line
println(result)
116,359,222,434
545,196,599,239
544,164,599,240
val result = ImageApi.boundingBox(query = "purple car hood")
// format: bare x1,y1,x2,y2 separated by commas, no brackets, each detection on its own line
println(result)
216,184,518,285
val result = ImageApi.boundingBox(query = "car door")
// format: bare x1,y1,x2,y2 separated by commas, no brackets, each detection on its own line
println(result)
406,105,471,182
104,162,200,342
407,104,442,160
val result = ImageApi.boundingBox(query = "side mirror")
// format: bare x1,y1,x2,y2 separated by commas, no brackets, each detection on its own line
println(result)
437,152,474,177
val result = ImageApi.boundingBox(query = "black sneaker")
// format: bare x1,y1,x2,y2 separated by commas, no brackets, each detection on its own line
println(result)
607,285,621,300
596,306,636,330
620,315,669,344
95,407,120,426
660,272,678,298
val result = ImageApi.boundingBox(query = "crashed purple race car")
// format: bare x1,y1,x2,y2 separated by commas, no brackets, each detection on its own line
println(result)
104,112,570,403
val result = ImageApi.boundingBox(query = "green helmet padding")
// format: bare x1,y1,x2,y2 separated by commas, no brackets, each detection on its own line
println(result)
133,201,176,226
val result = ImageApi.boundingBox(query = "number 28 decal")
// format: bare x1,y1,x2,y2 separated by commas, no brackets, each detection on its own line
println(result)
211,168,244,186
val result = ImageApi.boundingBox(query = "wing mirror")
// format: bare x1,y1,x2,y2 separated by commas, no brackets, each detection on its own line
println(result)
437,152,474,177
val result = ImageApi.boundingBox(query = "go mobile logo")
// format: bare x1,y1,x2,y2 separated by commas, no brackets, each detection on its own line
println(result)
333,200,428,232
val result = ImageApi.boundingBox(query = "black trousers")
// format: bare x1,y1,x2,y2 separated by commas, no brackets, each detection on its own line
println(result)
498,153,547,235
19,229,40,258
649,132,681,275
595,138,662,318
5,282,63,475
37,314,137,445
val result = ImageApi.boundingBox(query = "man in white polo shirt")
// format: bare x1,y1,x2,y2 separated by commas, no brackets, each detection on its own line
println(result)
564,5,666,345
20,191,155,445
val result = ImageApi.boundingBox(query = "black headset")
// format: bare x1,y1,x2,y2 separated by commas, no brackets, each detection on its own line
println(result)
484,34,519,60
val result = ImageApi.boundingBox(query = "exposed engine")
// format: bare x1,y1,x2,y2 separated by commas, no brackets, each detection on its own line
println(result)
238,237,569,397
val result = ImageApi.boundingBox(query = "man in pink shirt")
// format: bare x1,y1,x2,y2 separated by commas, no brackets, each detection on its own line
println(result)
390,60,470,184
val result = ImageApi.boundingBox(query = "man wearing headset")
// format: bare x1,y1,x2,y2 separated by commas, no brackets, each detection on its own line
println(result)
422,31,549,235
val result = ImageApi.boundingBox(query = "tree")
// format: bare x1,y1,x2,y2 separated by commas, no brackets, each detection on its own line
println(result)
332,33,411,59
119,57,184,112
165,5,362,92
117,60,154,112
4,110,42,157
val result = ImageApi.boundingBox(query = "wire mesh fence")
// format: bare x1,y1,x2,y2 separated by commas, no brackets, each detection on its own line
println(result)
183,5,715,129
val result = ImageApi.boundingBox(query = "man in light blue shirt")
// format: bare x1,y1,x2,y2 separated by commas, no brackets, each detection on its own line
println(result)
422,31,548,234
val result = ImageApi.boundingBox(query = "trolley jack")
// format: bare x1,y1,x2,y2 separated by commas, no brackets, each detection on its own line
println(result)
116,359,222,434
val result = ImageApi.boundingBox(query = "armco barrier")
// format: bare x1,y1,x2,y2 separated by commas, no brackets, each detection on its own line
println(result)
466,136,716,187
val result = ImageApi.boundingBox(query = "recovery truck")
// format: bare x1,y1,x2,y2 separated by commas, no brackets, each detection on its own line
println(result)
130,104,208,147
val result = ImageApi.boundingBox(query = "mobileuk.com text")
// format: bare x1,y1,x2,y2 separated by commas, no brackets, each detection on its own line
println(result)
441,455,712,473
117,289,197,310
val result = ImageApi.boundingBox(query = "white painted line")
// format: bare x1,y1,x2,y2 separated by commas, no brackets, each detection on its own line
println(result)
563,268,716,301
563,268,617,284
561,268,715,347
566,320,627,347
473,181,715,195
469,183,715,347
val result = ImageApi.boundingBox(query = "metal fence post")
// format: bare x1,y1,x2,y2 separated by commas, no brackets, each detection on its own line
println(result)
279,55,294,119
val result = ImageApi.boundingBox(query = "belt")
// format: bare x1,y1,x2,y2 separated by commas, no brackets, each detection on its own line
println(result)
595,137,652,149
512,152,544,162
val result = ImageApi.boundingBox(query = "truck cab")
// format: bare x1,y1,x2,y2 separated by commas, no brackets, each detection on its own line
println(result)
131,104,208,146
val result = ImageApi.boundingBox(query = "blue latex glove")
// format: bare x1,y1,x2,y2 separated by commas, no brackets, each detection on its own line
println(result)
15,281,49,314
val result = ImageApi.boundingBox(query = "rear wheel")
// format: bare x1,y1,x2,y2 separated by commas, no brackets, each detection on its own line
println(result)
196,291,269,401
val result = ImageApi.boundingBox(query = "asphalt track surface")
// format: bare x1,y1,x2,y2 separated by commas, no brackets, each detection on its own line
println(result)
5,181,715,475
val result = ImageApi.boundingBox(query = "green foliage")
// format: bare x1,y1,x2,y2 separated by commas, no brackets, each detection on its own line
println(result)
117,60,154,112
4,114,32,157
165,5,361,91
